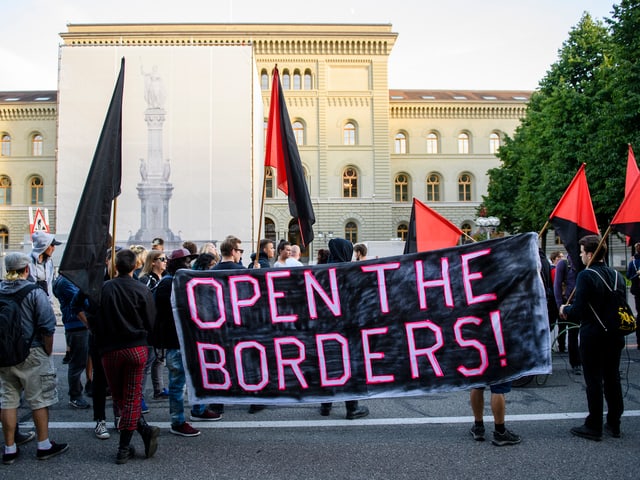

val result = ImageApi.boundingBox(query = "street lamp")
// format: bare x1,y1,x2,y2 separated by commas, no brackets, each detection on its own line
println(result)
475,216,500,240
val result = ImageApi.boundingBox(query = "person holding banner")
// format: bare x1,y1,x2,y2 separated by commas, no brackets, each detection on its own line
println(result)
469,384,521,446
319,238,370,420
553,254,582,374
560,235,625,441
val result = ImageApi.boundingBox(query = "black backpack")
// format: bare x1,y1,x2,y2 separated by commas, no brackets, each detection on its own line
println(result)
0,283,39,367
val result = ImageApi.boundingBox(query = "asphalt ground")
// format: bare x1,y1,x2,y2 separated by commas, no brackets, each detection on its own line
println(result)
3,327,640,479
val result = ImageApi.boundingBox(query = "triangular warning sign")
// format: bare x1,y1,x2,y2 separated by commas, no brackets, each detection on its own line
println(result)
31,208,50,234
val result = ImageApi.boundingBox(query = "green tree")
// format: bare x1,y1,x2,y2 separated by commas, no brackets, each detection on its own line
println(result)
483,9,638,233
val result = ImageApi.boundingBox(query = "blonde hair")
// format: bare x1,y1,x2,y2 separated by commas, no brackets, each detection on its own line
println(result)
129,244,148,268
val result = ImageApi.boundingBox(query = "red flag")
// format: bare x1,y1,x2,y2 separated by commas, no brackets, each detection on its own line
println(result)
549,163,599,269
624,144,639,245
59,58,124,303
264,67,315,246
403,198,463,253
611,173,640,241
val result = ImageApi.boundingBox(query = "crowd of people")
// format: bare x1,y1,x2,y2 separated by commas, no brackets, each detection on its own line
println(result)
0,231,636,465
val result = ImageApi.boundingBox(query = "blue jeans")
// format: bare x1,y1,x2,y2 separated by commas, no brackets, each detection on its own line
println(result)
166,349,186,426
66,329,89,400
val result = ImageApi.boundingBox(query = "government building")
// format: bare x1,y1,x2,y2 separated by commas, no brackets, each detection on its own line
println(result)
0,23,530,263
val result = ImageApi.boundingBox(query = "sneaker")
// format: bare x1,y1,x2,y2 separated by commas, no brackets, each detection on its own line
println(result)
36,441,69,460
604,423,621,438
116,446,135,465
95,420,111,440
141,398,150,414
320,404,332,417
470,424,485,441
345,406,370,420
153,388,169,399
572,366,582,376
15,430,36,446
2,448,19,465
69,398,90,409
492,429,521,446
191,409,222,421
571,424,602,441
169,422,201,437
210,404,224,415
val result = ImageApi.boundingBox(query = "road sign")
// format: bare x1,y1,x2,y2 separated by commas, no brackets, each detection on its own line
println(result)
30,207,50,234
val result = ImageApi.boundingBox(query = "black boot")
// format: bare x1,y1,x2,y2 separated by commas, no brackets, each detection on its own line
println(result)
116,430,135,464
137,416,160,459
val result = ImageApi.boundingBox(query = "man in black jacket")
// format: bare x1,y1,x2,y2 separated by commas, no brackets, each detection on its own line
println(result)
560,235,625,441
98,249,159,463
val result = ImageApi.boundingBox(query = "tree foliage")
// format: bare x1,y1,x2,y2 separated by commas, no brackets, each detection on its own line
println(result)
483,2,640,234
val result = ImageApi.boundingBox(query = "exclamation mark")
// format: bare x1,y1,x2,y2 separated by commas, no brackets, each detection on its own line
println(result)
490,310,507,367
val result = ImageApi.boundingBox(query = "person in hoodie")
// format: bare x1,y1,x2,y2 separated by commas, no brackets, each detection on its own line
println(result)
319,238,370,420
249,239,275,269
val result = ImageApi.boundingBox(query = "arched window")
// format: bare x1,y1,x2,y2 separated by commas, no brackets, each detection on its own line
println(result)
1,134,10,156
426,173,441,202
282,70,291,90
345,221,358,244
293,70,301,90
261,70,269,90
458,132,470,154
426,132,438,154
265,218,276,242
0,176,11,205
30,176,44,205
397,223,409,241
343,122,356,145
32,134,43,156
458,173,472,201
394,173,409,202
265,167,275,198
293,121,304,146
394,132,407,154
489,132,501,154
461,222,472,237
342,167,358,198
0,225,8,250
304,70,313,90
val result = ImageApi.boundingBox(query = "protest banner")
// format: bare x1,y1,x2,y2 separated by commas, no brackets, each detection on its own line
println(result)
172,232,551,405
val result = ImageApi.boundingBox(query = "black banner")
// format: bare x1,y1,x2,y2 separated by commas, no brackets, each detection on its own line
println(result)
172,233,551,404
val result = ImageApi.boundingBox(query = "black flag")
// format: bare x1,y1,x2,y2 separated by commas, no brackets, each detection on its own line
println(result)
59,57,124,303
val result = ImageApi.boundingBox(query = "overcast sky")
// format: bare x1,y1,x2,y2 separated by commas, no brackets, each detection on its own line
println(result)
0,0,616,92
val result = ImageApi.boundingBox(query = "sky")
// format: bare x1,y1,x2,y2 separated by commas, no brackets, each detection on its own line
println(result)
0,0,617,92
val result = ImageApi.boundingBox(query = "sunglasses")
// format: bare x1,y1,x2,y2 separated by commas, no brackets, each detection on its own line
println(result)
235,248,244,254
157,257,167,262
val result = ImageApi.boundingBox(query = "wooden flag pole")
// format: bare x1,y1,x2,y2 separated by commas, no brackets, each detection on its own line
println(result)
110,197,118,279
254,166,269,268
538,220,550,239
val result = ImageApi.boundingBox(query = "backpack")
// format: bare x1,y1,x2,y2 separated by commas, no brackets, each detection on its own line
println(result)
0,283,39,367
587,268,637,336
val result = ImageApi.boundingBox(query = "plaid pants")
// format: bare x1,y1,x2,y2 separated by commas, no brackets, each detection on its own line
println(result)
102,346,148,431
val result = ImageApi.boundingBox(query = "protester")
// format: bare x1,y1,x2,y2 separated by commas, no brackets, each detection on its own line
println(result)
469,384,521,446
28,231,62,299
96,249,160,463
548,251,564,351
626,242,640,350
199,242,220,265
285,244,304,266
153,248,218,436
52,276,90,410
553,253,582,373
319,238,370,420
273,240,292,267
0,252,68,464
316,248,330,265
129,244,147,279
353,243,368,261
560,235,625,441
151,237,164,252
249,239,275,269
192,253,217,271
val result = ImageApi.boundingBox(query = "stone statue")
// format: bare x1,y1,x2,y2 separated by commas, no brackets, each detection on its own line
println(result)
141,64,165,109
162,159,171,182
139,158,148,181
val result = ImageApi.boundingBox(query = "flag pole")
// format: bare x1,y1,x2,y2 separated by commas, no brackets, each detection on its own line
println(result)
110,197,118,279
462,232,476,243
538,220,550,239
254,166,268,268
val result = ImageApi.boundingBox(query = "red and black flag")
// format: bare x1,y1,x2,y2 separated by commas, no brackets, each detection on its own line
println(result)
59,57,124,303
264,66,315,247
548,163,599,270
403,198,463,253
623,144,639,245
611,173,640,242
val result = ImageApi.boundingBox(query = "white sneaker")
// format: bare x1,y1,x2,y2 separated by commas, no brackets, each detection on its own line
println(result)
95,420,110,440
